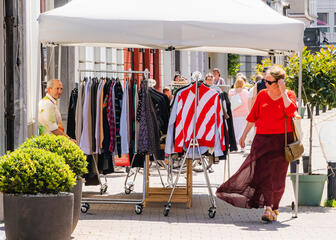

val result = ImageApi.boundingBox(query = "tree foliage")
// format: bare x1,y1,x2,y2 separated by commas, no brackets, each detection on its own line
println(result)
228,54,241,78
286,46,336,107
251,58,272,82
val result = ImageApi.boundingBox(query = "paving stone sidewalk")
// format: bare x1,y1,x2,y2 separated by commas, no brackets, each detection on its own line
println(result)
1,108,336,240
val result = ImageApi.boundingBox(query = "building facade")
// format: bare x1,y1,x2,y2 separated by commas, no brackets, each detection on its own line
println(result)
238,0,317,82
311,0,336,45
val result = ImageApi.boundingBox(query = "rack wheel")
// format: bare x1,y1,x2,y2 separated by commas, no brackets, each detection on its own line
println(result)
135,204,143,215
100,184,108,195
125,183,134,194
291,201,295,211
208,207,216,218
163,203,171,217
83,202,90,209
81,203,90,213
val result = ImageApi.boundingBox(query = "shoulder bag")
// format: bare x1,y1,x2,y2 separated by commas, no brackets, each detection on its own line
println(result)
284,113,304,162
230,90,242,110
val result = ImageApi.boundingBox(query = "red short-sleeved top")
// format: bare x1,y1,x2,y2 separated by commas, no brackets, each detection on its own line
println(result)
246,89,297,134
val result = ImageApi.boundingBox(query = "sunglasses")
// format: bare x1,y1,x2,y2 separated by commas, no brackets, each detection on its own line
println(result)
265,79,278,85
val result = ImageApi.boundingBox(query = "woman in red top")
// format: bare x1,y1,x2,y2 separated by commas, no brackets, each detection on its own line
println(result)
216,65,296,222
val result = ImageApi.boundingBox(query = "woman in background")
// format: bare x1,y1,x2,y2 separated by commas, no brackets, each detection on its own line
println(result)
228,77,249,152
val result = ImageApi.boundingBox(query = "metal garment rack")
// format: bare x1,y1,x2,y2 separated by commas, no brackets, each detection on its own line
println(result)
79,68,149,215
163,73,217,218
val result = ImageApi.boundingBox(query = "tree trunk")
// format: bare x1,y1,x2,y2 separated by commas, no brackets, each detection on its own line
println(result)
309,104,313,175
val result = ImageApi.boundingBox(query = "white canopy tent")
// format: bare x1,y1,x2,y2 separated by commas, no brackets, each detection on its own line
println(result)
38,0,305,216
38,0,304,54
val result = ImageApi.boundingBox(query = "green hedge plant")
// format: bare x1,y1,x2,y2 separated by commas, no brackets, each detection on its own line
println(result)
20,135,88,176
0,148,76,194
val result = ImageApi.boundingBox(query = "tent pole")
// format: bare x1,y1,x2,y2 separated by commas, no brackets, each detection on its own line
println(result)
57,44,62,80
298,51,302,115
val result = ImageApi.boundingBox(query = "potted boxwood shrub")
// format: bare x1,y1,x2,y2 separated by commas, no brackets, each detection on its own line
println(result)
286,45,336,206
19,134,88,232
0,148,76,240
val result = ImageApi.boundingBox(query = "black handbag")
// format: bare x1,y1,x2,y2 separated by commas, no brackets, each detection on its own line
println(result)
284,113,304,162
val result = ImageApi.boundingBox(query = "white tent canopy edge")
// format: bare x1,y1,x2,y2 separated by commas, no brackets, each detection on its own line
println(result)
38,0,304,53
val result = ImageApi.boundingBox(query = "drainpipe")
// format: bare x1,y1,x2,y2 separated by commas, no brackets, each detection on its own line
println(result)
4,0,16,151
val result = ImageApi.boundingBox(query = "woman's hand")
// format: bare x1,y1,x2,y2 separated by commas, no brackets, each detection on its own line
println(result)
278,79,286,94
239,134,246,149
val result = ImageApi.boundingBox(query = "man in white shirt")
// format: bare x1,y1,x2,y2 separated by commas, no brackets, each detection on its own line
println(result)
38,79,75,141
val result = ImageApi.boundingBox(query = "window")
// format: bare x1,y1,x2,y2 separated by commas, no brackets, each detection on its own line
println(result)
317,13,330,33
317,13,329,26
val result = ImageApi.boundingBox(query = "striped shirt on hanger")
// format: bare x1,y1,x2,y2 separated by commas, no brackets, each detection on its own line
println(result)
174,83,225,153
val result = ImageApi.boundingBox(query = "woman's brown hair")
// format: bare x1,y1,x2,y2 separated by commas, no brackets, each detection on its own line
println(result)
269,65,286,81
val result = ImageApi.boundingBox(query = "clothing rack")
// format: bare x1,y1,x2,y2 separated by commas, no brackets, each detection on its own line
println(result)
163,72,217,218
80,68,149,215
79,69,150,82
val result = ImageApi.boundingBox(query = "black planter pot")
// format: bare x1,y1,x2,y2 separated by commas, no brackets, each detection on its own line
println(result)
71,176,83,232
4,193,73,240
315,105,320,116
290,161,297,173
327,162,336,200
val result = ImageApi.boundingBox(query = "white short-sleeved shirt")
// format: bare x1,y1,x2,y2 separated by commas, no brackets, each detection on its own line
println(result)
248,86,255,99
38,93,63,135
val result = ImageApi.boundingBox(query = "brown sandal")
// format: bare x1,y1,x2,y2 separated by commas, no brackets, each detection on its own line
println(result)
272,210,279,221
261,207,274,222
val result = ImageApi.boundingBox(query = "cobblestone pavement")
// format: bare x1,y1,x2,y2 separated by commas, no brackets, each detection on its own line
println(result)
1,108,336,240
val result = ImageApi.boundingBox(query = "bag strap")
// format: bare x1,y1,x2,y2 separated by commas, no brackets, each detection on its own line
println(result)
284,112,287,146
284,110,298,145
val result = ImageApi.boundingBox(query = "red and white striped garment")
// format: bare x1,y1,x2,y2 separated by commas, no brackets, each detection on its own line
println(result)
174,83,225,152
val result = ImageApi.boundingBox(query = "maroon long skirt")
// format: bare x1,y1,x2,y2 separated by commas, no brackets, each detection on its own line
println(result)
216,133,294,210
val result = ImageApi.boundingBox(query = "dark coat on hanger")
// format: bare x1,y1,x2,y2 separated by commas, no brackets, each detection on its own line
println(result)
220,91,238,152
67,87,78,139
149,88,170,135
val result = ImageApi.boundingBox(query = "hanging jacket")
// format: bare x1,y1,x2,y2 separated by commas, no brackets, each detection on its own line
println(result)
220,91,238,151
174,83,225,153
66,87,78,139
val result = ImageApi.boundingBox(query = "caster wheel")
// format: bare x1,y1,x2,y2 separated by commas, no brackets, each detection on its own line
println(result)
100,184,108,195
81,203,89,213
208,207,216,218
81,206,88,213
135,204,143,214
291,201,295,211
83,202,90,209
163,204,171,217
